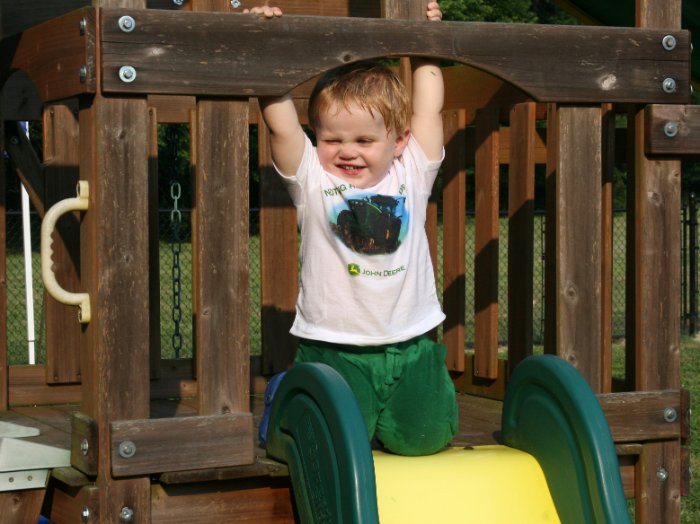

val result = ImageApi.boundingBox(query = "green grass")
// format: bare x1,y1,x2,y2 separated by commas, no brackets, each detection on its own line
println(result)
681,336,700,523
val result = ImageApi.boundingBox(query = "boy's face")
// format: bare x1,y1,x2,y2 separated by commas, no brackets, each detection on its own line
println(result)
314,101,409,189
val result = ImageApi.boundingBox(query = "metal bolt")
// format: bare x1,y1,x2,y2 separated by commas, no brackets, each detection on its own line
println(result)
118,440,137,459
662,34,677,51
81,506,90,522
10,135,19,145
118,16,136,33
663,121,679,138
172,0,185,5
662,77,678,94
79,18,87,35
118,66,137,83
657,467,669,482
663,406,679,422
80,65,87,84
231,0,241,7
80,438,89,456
119,506,135,522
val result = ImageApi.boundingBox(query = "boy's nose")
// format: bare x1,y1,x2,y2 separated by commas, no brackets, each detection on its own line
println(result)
338,143,357,157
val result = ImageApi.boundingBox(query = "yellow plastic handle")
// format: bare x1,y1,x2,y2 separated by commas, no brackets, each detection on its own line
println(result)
41,181,90,324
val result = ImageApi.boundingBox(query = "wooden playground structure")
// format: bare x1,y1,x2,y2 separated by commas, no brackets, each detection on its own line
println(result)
0,0,695,522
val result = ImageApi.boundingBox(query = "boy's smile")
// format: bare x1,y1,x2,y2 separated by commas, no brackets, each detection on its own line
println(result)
315,101,409,189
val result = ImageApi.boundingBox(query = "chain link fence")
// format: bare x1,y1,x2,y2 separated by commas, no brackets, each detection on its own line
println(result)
6,206,636,365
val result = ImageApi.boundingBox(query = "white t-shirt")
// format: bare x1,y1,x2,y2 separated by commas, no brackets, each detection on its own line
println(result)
277,134,445,345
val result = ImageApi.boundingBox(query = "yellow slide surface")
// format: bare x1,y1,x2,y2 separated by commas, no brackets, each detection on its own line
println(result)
373,445,561,523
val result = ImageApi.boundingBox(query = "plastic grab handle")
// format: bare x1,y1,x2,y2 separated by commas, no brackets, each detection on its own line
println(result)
41,181,90,323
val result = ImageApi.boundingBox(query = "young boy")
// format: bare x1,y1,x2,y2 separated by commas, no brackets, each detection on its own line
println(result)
250,2,457,456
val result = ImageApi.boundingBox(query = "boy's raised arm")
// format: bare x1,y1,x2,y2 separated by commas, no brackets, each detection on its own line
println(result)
410,1,444,161
245,6,306,177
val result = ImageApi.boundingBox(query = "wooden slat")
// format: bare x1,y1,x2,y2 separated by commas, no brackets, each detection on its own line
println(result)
151,481,295,524
600,103,615,392
0,489,46,524
442,109,467,372
473,108,500,380
110,414,253,476
99,9,691,104
43,484,99,524
258,117,298,375
645,104,700,155
553,105,603,390
193,99,251,418
71,411,98,476
543,104,557,355
9,365,82,406
636,441,681,523
43,101,82,384
0,112,6,411
507,102,535,372
78,88,151,521
1,7,95,103
147,107,161,379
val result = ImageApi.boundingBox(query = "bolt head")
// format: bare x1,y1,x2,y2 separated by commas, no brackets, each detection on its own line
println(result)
656,467,669,482
231,0,242,7
663,121,679,138
80,438,89,456
662,34,677,51
120,506,135,522
81,506,90,522
662,77,678,94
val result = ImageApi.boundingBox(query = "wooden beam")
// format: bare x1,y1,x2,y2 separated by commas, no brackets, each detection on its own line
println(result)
507,102,536,372
473,108,500,380
98,9,691,103
553,106,604,390
110,413,253,476
43,101,82,385
645,104,700,155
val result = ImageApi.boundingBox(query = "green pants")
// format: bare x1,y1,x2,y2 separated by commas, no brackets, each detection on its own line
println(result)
295,335,458,456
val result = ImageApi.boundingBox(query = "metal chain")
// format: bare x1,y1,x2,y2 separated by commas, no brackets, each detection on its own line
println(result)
166,125,183,358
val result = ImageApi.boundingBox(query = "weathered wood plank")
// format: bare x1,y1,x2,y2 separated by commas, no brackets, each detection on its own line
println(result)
148,107,161,380
645,104,700,155
193,100,251,417
507,102,535,373
553,105,603,390
9,365,82,406
473,107,500,380
632,6,683,521
151,480,295,524
99,9,691,103
110,413,253,476
442,109,467,372
78,88,151,522
43,101,82,384
0,489,46,524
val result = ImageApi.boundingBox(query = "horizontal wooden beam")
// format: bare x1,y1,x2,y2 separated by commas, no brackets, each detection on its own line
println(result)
97,9,690,103
110,413,254,476
645,103,700,155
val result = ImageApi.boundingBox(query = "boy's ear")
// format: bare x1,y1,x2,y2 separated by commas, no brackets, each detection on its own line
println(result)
394,127,411,157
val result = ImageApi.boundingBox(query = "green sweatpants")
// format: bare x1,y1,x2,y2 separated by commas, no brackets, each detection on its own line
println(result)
295,335,458,456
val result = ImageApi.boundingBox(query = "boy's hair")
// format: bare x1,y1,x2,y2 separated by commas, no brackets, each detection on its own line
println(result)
308,61,410,135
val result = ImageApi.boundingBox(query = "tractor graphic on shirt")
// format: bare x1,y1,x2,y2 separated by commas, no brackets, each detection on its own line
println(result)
332,195,405,255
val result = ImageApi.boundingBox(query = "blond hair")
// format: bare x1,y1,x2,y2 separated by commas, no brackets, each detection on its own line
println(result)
308,62,410,135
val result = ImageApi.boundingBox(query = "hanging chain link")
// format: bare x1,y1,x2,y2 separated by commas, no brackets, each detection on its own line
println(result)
166,125,183,358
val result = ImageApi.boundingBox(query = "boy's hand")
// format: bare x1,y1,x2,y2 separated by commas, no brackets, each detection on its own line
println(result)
243,6,283,17
426,1,442,21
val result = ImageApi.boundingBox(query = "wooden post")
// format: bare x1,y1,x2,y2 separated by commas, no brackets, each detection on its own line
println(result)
42,100,82,384
78,92,151,521
633,0,682,521
442,109,467,372
600,103,615,392
147,107,161,379
507,101,536,373
552,105,604,389
474,107,500,380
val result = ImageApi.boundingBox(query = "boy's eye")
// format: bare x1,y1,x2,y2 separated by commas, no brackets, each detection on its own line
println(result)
358,138,374,144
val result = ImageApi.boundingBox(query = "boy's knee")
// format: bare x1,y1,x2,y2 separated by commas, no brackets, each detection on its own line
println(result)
377,421,455,456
